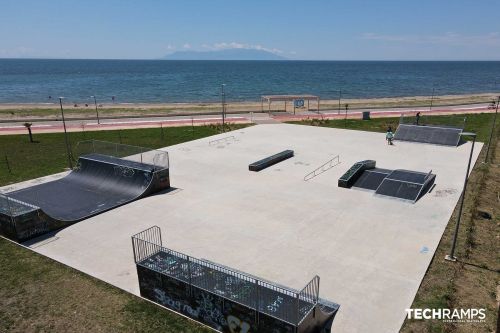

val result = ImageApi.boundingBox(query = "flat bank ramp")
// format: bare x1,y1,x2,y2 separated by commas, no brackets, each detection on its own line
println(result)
394,124,462,146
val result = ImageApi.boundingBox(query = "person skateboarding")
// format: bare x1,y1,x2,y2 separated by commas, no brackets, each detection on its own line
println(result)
386,126,394,145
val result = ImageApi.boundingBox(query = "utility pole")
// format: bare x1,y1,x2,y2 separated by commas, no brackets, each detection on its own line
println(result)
91,95,100,124
344,104,349,128
429,87,435,112
445,132,477,262
338,89,342,115
59,97,73,169
484,96,499,162
221,84,226,132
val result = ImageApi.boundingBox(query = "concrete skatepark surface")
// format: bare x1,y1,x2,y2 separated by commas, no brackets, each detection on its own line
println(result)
2,124,482,333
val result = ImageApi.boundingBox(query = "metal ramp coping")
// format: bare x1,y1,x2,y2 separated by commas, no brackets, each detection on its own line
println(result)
394,124,463,146
304,155,341,181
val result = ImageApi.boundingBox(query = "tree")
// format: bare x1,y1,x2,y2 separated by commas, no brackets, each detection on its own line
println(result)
23,122,34,143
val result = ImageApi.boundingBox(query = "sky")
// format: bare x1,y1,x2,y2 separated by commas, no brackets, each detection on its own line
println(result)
1,0,500,60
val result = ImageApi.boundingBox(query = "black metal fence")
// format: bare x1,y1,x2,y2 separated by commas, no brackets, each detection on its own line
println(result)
75,140,169,170
399,113,467,129
131,226,320,325
0,193,39,217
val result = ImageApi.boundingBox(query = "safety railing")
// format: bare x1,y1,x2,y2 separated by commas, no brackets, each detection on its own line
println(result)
399,113,467,129
297,275,320,321
0,193,39,217
132,226,320,325
304,155,341,181
131,225,163,263
75,140,169,170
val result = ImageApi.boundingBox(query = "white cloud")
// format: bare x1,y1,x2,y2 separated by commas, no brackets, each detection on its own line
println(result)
183,43,191,49
0,46,35,57
205,41,283,54
361,32,500,46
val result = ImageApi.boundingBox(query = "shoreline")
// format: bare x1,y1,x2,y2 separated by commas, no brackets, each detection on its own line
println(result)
0,92,497,108
0,92,497,121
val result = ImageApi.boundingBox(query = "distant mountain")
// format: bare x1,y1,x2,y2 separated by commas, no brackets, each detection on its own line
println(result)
162,49,287,60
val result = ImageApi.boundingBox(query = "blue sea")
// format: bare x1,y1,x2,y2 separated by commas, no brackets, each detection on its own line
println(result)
0,59,499,103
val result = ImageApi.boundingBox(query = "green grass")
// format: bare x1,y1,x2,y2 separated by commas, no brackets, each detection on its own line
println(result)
0,237,211,333
0,124,246,186
289,113,495,142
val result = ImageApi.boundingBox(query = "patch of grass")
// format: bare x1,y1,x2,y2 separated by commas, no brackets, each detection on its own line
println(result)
0,123,247,186
0,238,211,333
399,125,499,333
290,113,495,142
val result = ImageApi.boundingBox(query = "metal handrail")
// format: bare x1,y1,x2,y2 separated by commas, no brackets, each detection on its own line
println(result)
304,155,340,181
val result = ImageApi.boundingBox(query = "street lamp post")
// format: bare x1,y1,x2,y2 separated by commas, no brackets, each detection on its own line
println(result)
429,87,435,112
484,96,499,163
221,84,226,132
344,103,349,128
90,95,100,124
445,132,477,262
59,97,73,169
338,89,342,115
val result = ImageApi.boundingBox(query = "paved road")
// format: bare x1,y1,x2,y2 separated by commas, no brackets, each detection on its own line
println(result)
0,103,494,135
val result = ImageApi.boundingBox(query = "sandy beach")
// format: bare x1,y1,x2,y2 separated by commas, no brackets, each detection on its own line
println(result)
0,93,497,121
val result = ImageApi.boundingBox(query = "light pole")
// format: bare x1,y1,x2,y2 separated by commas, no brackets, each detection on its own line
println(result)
90,95,100,124
445,132,477,262
59,97,73,169
221,84,226,132
484,96,499,163
429,87,435,112
338,89,342,115
344,103,349,128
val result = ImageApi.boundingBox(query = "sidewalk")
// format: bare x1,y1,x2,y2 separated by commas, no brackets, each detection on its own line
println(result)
0,104,494,135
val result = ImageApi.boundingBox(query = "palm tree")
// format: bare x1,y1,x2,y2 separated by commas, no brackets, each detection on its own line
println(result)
23,122,34,143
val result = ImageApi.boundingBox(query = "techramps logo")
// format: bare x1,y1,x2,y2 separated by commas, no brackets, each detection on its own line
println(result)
406,308,486,324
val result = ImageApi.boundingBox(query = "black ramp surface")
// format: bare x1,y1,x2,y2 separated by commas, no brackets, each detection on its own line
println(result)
375,169,435,202
353,168,391,190
375,179,422,201
395,124,462,146
8,154,155,221
386,169,428,184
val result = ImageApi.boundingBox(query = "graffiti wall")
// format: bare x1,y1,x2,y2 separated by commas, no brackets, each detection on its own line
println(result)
137,265,297,333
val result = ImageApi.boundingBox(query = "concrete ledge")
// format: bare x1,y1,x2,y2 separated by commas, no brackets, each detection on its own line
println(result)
249,150,294,172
